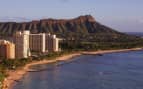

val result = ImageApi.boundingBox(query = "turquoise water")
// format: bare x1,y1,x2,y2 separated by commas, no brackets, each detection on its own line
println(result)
12,51,143,89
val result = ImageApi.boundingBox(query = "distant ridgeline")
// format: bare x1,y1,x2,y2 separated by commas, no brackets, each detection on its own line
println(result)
126,32,143,37
0,15,143,48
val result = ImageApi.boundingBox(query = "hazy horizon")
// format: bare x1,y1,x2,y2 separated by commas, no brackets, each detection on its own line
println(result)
0,0,143,32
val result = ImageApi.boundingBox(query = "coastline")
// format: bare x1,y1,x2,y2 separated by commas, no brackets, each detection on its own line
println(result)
2,48,143,89
82,48,143,55
2,53,81,89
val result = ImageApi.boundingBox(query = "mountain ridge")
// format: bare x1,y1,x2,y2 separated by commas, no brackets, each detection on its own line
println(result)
0,15,141,43
0,15,118,35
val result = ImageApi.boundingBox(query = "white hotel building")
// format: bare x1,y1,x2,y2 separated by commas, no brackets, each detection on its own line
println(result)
45,34,59,52
14,31,30,59
14,30,59,59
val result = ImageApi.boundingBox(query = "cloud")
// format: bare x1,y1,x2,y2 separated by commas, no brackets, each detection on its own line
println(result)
138,20,143,23
59,0,70,3
0,17,31,22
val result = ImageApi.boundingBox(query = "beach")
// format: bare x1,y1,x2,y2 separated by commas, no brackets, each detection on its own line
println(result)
2,48,142,89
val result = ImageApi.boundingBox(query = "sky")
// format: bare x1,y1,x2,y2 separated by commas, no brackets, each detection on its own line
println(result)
0,0,143,32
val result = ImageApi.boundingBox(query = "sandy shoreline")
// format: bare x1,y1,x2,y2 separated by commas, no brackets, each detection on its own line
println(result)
2,53,81,89
2,48,143,89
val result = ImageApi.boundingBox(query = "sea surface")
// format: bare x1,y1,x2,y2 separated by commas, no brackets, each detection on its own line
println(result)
12,50,143,89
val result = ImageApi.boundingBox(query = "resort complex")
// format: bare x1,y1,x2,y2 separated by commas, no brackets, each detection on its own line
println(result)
0,30,60,59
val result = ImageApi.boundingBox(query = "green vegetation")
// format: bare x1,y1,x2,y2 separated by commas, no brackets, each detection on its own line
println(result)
60,32,143,51
62,41,143,51
61,41,143,51
0,65,6,89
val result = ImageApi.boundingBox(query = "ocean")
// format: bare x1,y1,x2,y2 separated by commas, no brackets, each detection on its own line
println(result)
12,50,143,89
